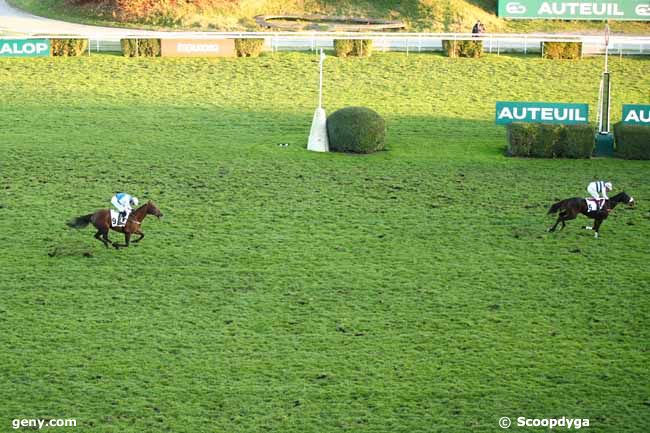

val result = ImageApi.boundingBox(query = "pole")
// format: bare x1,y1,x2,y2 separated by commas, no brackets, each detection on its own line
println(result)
318,48,324,109
308,48,329,152
594,22,615,157
604,24,610,73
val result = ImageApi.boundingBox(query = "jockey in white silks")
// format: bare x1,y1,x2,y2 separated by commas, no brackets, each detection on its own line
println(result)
587,181,612,200
586,181,612,210
111,192,139,220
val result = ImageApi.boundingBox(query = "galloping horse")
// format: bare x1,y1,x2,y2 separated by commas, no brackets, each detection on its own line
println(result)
547,192,635,238
67,201,163,249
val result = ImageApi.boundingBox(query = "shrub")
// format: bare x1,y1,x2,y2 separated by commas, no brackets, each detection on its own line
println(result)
115,0,184,26
530,124,561,157
442,40,483,58
234,38,264,57
327,107,386,154
507,123,594,158
614,122,650,160
121,39,161,57
542,42,582,60
51,39,88,57
506,123,537,157
333,39,373,58
560,124,596,158
334,39,353,57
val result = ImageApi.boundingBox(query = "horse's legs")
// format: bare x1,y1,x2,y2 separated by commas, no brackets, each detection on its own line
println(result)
95,230,111,248
558,211,568,231
102,231,113,248
117,232,132,248
593,218,603,238
560,210,580,231
583,215,602,235
132,229,144,243
549,209,580,233
113,231,132,249
548,214,563,232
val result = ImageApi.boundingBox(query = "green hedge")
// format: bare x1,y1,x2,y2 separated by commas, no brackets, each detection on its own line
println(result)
121,39,161,57
614,122,650,159
51,39,88,57
235,39,264,57
542,42,582,60
507,123,594,158
563,124,596,158
327,107,386,154
442,40,483,58
333,39,373,58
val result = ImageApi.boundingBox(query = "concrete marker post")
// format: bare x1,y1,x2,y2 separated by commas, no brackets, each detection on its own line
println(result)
307,48,329,152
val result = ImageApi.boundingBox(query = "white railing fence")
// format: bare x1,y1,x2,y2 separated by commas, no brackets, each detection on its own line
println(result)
5,32,650,56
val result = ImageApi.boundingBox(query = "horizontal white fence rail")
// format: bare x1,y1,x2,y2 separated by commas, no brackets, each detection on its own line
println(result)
4,32,650,56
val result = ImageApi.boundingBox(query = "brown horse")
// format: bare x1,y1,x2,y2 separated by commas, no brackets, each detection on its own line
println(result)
67,201,163,249
547,191,635,238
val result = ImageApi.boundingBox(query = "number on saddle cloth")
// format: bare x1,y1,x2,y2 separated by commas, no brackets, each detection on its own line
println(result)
586,198,604,213
110,210,129,227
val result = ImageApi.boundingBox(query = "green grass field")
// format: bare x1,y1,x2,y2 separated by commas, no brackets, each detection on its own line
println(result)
1,52,649,433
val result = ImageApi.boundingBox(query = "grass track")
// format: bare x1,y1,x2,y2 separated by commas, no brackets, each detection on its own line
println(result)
1,52,649,432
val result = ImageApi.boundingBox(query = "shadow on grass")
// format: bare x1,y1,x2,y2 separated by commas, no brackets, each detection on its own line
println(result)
5,103,509,159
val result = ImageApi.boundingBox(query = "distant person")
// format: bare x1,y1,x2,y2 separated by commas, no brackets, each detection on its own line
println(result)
472,20,485,37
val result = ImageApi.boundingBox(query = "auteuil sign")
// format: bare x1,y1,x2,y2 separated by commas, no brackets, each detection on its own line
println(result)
496,102,589,125
622,105,650,125
0,39,50,57
499,1,650,20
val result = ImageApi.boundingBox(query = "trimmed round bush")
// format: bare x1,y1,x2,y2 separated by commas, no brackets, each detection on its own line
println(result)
235,38,264,57
51,39,88,57
327,107,386,154
334,39,373,57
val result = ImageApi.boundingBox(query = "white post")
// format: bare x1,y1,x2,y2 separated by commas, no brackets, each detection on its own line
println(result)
607,77,612,133
604,24,610,73
308,49,329,152
318,47,324,109
597,79,604,131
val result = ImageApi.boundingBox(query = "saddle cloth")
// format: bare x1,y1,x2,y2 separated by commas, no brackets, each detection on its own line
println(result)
586,198,604,212
110,210,128,227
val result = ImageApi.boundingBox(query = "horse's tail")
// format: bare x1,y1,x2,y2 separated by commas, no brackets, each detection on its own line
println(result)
67,213,93,229
547,200,568,215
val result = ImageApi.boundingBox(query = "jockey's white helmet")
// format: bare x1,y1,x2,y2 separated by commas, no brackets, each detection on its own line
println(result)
605,182,613,191
130,197,139,206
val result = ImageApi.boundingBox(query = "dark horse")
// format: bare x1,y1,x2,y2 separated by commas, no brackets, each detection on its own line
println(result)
67,201,163,249
547,191,635,238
